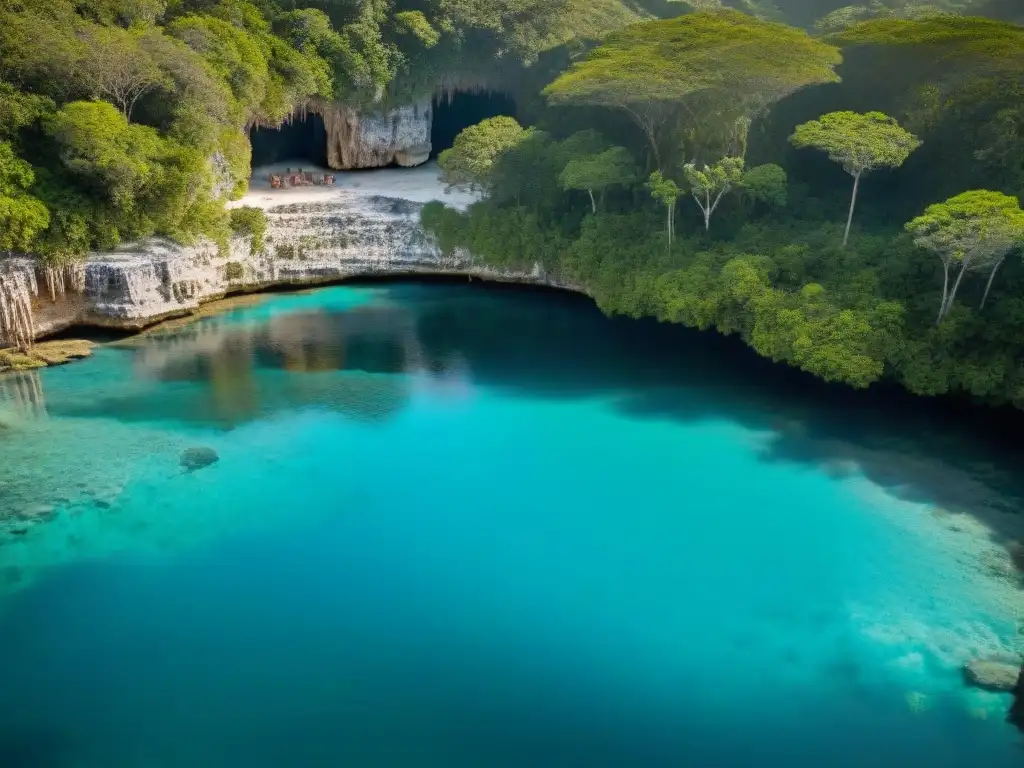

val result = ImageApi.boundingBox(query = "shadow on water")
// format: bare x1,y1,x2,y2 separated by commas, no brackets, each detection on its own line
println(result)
15,281,1024,567
0,728,73,768
1,281,1023,765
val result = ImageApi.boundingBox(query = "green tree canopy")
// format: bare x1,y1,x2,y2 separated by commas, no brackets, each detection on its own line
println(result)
645,170,682,245
814,2,961,34
833,14,1024,71
0,140,50,253
438,116,532,192
905,189,1024,323
543,10,842,168
82,24,170,121
560,146,636,213
791,111,921,246
682,156,744,231
740,163,788,209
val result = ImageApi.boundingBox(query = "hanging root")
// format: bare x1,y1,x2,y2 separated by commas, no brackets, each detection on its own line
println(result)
0,267,39,352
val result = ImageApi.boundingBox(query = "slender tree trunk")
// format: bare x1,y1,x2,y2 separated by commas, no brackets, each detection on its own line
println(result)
843,171,862,248
941,261,970,323
980,256,1005,310
587,189,596,214
126,93,140,123
703,190,711,231
936,260,950,326
648,131,662,171
622,106,662,170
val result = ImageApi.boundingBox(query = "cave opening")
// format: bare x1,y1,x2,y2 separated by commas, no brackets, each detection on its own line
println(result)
431,91,517,157
249,114,328,168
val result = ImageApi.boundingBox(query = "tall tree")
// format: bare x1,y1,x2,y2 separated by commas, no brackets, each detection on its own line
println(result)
560,146,635,213
645,170,681,247
543,10,841,169
682,156,744,231
83,25,168,121
790,111,921,247
905,189,1024,324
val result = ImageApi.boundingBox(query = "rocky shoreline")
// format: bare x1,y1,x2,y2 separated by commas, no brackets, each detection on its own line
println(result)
0,165,575,351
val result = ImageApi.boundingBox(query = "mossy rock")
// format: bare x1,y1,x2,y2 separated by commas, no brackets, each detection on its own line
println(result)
0,350,45,371
0,340,94,373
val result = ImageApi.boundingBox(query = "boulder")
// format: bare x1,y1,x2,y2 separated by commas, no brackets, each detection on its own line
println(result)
963,659,1022,692
180,446,219,472
1010,665,1024,732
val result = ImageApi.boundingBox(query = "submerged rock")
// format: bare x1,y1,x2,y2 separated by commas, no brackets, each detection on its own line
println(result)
1010,664,1024,732
963,658,1022,691
180,447,219,472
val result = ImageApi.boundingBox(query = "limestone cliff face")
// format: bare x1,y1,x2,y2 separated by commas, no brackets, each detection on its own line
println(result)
0,171,569,345
316,98,432,170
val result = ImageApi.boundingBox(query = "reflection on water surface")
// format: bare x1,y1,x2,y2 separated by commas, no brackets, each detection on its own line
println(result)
0,282,1021,766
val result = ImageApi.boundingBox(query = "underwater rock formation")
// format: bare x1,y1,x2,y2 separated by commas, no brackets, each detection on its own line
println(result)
963,658,1022,692
1010,665,1024,732
181,447,219,472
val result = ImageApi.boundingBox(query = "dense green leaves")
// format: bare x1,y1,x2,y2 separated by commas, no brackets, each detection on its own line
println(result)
682,157,744,231
229,205,268,254
791,111,921,245
790,111,922,176
740,164,788,209
560,147,635,212
645,170,682,245
438,116,532,191
905,189,1024,322
0,141,49,253
544,10,842,166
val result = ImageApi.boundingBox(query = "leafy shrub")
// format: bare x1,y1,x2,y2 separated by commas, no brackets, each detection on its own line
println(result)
229,206,267,255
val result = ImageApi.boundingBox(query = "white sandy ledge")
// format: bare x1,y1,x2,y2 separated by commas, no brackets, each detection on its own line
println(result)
230,161,481,212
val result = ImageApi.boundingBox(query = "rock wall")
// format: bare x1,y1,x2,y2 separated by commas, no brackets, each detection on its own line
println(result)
0,174,570,344
314,98,432,170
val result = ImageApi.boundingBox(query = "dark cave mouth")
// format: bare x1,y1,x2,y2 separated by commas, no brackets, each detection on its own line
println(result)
430,91,517,158
249,114,328,168
247,91,517,169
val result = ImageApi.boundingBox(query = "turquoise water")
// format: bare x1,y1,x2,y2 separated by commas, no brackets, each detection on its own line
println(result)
0,283,1021,766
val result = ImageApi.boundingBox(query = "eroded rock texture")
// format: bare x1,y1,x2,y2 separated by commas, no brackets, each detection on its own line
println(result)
0,167,568,343
316,99,432,170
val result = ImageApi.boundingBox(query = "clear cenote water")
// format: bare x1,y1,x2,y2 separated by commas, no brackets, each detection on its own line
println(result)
0,282,1021,767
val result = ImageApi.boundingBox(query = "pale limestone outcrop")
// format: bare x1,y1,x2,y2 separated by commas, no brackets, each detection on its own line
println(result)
315,98,432,170
0,262,86,347
0,166,571,344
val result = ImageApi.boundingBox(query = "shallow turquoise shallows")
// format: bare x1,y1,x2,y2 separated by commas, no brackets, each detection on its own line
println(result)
0,283,1021,767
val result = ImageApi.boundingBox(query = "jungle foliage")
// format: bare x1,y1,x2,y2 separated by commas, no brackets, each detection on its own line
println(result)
0,0,652,260
2,0,1024,408
422,8,1024,407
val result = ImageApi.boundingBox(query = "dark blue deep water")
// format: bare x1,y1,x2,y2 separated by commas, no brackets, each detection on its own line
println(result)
0,283,1021,767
